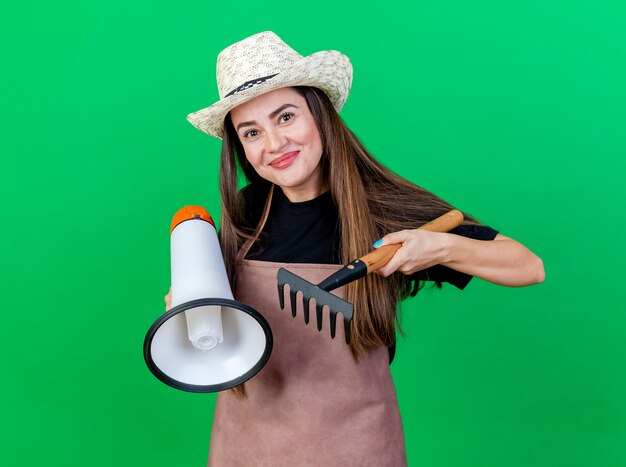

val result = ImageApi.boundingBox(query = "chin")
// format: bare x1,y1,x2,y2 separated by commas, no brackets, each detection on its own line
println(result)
272,174,307,189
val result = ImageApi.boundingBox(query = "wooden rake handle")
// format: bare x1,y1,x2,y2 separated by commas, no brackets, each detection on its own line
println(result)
360,209,464,272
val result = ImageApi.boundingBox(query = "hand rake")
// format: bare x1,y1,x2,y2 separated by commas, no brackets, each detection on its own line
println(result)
276,209,464,344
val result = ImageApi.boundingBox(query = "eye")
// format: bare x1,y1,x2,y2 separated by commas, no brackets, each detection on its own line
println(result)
278,112,294,123
243,129,259,139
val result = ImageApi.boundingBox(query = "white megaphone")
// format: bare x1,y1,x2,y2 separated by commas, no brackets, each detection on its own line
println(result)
144,206,273,392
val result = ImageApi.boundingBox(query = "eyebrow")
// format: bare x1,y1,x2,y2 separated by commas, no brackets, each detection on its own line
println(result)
235,103,299,132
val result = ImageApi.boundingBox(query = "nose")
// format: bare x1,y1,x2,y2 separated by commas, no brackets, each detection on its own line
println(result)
265,127,288,153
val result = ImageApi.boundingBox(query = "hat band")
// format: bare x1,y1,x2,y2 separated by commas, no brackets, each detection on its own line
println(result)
224,73,279,98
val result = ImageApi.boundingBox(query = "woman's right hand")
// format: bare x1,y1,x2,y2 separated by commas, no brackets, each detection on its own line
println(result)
164,287,172,311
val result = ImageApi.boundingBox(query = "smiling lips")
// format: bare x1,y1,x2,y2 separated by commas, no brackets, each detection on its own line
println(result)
269,151,300,169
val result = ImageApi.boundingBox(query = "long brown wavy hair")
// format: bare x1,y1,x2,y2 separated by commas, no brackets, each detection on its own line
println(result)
219,86,483,360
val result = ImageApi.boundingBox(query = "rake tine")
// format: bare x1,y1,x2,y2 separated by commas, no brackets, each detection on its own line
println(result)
315,301,324,332
277,283,285,310
344,314,351,345
329,311,337,339
303,296,311,325
289,288,298,318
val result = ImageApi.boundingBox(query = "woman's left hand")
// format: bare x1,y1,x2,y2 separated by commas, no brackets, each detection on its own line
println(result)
373,229,450,277
372,229,545,286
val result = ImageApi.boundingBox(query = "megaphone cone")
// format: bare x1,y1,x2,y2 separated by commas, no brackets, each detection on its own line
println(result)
144,206,273,392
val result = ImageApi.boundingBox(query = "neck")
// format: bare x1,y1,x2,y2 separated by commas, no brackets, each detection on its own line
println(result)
279,172,328,202
281,185,325,202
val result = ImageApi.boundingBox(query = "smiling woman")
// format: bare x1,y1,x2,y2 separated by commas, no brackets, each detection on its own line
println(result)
229,88,325,201
179,31,544,466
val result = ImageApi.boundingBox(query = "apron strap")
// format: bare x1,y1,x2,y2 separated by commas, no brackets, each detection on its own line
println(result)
237,184,275,261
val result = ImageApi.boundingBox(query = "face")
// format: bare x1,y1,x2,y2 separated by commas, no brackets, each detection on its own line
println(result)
230,87,324,202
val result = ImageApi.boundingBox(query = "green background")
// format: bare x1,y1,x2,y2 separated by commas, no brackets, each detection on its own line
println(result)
2,0,625,465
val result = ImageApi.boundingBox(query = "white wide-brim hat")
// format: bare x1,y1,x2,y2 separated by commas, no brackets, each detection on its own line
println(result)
186,31,353,140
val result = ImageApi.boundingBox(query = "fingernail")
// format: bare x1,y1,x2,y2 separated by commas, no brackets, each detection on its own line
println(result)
372,239,383,248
